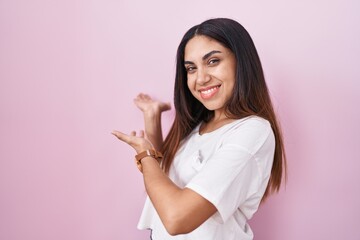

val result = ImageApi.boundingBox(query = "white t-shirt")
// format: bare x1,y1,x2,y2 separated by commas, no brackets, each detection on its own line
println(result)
138,116,275,240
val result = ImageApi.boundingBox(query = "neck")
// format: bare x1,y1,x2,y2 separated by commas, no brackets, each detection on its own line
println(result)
212,109,228,123
199,109,233,135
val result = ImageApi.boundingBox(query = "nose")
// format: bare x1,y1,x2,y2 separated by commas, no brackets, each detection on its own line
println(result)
196,67,211,85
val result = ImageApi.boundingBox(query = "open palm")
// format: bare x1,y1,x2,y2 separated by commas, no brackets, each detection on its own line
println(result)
112,130,153,154
134,93,171,115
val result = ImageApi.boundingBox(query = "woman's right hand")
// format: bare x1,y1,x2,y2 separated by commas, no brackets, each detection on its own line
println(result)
134,93,171,116
112,130,153,154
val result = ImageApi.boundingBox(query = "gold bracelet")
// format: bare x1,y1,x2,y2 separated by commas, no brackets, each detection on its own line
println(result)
135,149,163,172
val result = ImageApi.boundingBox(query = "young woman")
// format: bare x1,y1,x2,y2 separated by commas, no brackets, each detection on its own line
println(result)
112,18,286,240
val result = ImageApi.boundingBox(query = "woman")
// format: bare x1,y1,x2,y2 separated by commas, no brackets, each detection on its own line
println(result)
112,18,286,239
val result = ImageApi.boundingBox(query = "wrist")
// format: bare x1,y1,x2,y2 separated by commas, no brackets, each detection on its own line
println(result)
135,149,163,172
143,107,162,118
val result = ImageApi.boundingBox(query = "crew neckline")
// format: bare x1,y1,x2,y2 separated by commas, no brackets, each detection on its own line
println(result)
196,116,253,137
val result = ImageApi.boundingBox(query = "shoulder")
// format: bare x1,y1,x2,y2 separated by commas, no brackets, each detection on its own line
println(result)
226,116,272,137
232,115,271,129
222,116,274,155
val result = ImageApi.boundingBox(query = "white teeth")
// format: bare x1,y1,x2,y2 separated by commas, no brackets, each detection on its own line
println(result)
200,86,219,94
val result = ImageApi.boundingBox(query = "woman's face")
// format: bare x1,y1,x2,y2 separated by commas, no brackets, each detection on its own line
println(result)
184,35,236,116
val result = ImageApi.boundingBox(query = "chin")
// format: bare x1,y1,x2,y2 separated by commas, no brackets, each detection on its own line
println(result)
202,103,223,111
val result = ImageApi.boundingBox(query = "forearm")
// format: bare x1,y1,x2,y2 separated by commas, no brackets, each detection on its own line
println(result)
141,157,216,235
141,157,186,234
143,111,164,151
133,93,170,150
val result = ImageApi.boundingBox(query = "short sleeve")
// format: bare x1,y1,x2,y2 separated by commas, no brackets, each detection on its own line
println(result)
185,119,274,223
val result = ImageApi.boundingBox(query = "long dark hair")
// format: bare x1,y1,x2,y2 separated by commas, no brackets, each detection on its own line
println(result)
161,18,286,200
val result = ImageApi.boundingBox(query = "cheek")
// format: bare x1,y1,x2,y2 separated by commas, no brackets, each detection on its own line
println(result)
187,76,196,91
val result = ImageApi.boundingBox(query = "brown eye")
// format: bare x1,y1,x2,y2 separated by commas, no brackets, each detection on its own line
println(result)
208,59,219,65
186,66,196,73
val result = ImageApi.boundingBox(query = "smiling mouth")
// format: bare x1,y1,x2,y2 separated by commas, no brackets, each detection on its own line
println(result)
199,85,221,99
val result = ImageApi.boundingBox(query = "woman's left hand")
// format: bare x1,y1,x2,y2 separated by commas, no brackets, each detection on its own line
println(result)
112,130,153,154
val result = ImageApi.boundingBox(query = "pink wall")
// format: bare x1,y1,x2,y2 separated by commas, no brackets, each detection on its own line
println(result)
1,0,359,239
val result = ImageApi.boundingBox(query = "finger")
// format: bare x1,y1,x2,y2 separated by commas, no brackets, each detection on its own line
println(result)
165,102,172,110
160,102,171,111
134,94,142,102
139,130,145,138
133,98,141,106
111,130,132,143
143,94,151,100
130,131,136,136
135,93,144,101
139,93,146,100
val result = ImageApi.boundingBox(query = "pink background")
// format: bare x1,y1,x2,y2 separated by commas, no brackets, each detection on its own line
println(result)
1,0,359,239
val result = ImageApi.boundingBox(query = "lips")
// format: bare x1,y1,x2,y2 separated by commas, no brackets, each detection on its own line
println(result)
198,85,221,100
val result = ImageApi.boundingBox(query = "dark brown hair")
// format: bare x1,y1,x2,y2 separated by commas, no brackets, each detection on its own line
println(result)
161,18,286,200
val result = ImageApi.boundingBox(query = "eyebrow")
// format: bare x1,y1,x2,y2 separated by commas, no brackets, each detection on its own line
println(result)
184,50,222,65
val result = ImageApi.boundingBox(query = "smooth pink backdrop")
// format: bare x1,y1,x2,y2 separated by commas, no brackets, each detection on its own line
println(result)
1,0,359,239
